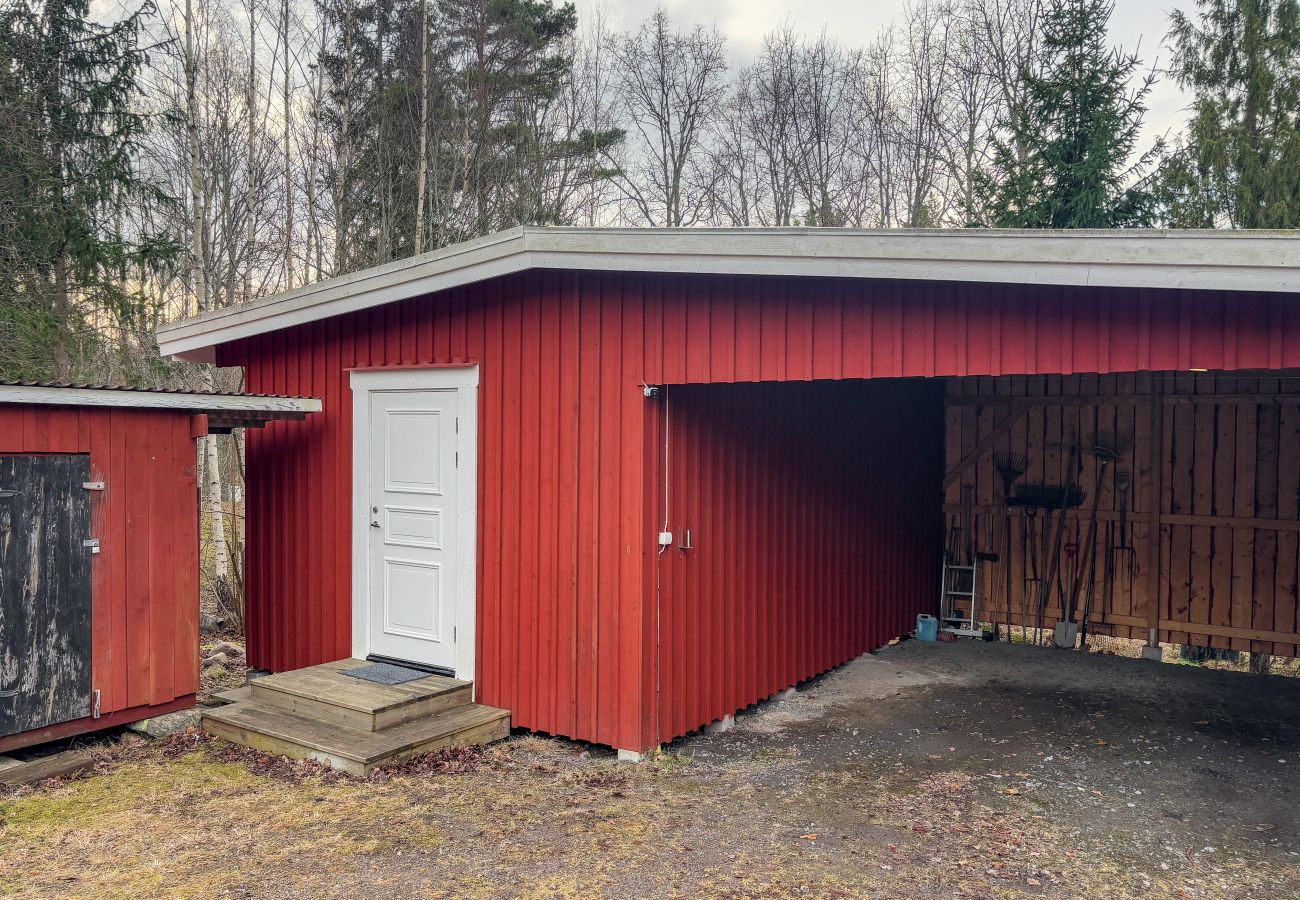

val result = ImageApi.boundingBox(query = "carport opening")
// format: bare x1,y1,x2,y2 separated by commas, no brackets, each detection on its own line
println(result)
653,368,1300,739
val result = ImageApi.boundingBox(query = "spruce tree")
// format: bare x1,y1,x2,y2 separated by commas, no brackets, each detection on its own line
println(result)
979,0,1159,228
0,0,176,380
1161,0,1300,228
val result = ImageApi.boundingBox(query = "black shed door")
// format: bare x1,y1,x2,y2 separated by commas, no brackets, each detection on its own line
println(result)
0,455,93,738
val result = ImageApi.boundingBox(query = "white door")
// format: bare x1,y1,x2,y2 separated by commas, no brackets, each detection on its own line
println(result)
352,369,478,677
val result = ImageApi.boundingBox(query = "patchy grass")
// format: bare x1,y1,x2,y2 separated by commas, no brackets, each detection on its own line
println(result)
5,642,1300,898
2,730,1281,899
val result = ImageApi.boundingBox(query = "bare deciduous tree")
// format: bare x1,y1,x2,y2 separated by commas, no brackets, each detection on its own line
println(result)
609,9,727,227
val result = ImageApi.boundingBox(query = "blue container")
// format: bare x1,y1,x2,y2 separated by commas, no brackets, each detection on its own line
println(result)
916,614,938,642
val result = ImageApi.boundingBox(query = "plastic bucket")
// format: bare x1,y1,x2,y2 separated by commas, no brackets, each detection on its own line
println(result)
916,614,938,642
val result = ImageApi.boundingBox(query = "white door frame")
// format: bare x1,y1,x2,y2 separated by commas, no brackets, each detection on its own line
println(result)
350,366,478,681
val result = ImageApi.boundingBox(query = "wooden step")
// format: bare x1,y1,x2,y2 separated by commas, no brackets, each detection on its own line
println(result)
210,685,252,705
250,659,471,732
201,700,511,776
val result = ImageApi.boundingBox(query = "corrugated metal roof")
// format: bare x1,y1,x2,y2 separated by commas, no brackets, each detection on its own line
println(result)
0,379,308,400
0,381,321,432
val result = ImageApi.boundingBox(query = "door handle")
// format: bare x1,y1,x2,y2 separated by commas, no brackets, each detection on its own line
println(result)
370,520,381,528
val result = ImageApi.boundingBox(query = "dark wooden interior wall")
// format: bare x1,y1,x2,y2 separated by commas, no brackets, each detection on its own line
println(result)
944,372,1300,656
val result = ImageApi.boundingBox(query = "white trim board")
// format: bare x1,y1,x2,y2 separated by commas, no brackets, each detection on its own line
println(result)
157,227,1300,361
0,383,321,415
350,366,479,683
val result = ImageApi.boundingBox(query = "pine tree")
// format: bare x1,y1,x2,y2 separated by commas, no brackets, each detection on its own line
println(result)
978,0,1159,228
1161,0,1300,228
0,0,177,380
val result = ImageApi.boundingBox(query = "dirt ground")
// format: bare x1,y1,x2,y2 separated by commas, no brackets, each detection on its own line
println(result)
3,640,1298,899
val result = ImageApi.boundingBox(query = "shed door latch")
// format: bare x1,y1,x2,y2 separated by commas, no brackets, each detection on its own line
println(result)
0,489,16,499
83,538,101,554
82,481,105,491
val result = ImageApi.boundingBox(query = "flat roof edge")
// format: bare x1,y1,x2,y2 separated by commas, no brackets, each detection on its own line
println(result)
155,227,1300,359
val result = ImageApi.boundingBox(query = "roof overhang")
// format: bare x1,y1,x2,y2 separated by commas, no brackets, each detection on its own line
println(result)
0,383,322,432
157,227,1300,363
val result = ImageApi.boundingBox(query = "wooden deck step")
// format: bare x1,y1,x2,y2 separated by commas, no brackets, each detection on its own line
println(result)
210,685,252,705
201,699,510,776
251,659,471,732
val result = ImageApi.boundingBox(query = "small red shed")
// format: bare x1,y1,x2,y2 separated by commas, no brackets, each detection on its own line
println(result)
0,383,318,753
156,227,1300,757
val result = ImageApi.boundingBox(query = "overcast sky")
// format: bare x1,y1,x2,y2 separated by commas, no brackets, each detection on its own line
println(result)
581,0,1198,146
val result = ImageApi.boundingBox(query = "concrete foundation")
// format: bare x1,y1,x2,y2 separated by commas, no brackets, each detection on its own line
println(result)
705,714,735,734
1141,644,1163,662
616,748,645,763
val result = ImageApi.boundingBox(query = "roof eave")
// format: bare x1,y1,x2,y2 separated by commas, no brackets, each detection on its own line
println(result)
156,227,1300,361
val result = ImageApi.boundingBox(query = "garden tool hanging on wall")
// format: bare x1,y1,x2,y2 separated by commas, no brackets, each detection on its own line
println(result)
1037,441,1082,646
1113,469,1136,589
1060,432,1132,649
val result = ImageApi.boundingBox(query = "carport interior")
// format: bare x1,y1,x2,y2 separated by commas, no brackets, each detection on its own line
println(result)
943,370,1300,659
650,369,1300,745
652,378,946,744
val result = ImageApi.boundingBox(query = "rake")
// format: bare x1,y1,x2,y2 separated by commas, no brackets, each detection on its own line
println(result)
1065,432,1132,646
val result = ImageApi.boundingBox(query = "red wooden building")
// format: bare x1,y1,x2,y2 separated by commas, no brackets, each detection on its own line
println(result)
157,228,1300,757
0,384,318,752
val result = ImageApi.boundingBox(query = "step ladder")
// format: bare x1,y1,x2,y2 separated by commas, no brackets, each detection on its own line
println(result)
939,556,983,637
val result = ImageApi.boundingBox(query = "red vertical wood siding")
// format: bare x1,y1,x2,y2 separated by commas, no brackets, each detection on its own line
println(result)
654,380,944,742
217,270,1298,752
0,405,199,747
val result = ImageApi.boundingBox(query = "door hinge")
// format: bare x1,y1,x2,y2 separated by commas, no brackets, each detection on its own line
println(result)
83,538,101,555
0,489,16,499
455,416,459,434
455,451,459,468
92,689,101,719
82,481,105,491
453,626,457,643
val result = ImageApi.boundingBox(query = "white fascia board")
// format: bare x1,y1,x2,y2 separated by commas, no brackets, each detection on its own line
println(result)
156,227,1300,361
0,384,322,415
159,229,530,361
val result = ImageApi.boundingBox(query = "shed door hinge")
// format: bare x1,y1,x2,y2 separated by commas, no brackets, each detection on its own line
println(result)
92,689,101,719
82,481,105,491
455,451,459,468
0,489,16,499
455,416,459,434
453,626,457,643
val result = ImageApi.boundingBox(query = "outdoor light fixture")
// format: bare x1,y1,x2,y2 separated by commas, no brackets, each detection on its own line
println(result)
642,383,662,399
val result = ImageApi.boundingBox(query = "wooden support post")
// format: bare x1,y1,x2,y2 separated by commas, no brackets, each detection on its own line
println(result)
1145,387,1164,645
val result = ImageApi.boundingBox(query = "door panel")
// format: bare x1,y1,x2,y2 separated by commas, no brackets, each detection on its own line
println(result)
368,390,460,670
0,455,93,738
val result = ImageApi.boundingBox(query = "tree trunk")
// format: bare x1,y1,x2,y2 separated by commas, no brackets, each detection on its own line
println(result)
282,0,294,287
201,369,228,582
414,0,430,253
185,0,207,314
244,0,258,305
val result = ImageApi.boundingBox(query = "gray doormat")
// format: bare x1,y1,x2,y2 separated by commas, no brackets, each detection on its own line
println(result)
341,662,429,685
